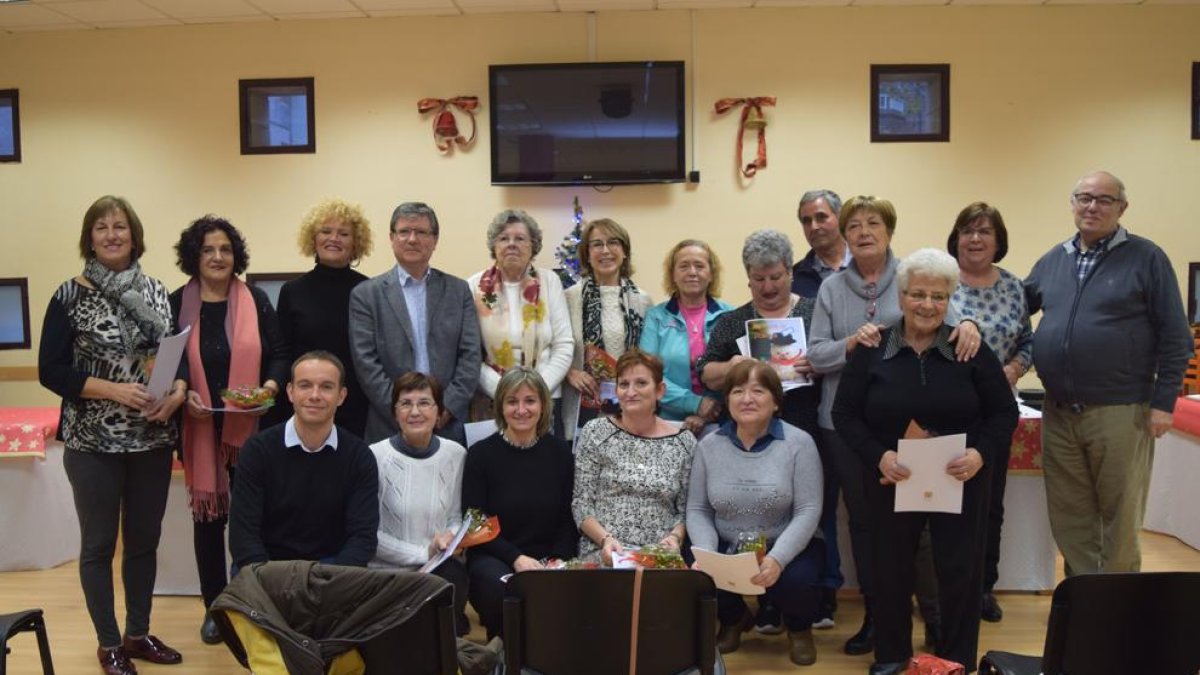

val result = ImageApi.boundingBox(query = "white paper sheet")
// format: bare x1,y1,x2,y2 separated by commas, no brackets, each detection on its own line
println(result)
147,325,191,400
419,519,471,573
691,547,765,595
894,433,966,514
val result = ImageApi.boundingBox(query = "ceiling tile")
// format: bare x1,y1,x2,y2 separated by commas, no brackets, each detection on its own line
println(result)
141,0,267,19
364,5,463,15
556,0,655,10
272,8,367,16
48,0,171,22
94,16,180,25
0,3,82,27
249,0,360,11
454,0,558,12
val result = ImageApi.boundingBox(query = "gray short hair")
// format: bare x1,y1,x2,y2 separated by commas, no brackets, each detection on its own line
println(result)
896,248,959,293
1073,170,1127,201
798,189,843,221
390,202,440,236
742,229,794,271
485,209,543,259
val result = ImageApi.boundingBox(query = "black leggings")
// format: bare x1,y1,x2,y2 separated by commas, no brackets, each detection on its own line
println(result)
63,447,173,648
195,466,234,609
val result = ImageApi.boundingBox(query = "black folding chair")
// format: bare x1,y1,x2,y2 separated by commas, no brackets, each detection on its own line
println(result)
0,609,54,675
503,568,720,675
980,572,1200,675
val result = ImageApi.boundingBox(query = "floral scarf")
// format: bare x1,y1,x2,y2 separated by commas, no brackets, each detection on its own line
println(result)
581,276,644,362
83,257,168,352
473,265,546,374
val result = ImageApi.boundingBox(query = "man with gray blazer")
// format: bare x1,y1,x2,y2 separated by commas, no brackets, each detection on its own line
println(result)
349,202,480,445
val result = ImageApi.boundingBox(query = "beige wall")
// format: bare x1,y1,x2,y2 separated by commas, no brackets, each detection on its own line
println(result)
2,6,1198,405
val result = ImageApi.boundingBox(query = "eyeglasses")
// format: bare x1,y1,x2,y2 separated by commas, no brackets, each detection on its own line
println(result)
588,238,623,251
396,399,436,412
960,226,995,239
1072,193,1123,208
864,282,878,321
393,228,435,240
904,291,950,304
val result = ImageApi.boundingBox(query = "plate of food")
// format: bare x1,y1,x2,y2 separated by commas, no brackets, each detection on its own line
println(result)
214,386,275,413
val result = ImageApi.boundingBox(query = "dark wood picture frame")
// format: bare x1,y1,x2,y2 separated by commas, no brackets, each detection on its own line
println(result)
870,64,950,143
0,89,20,163
238,77,315,155
1192,62,1199,141
0,278,32,350
246,272,303,309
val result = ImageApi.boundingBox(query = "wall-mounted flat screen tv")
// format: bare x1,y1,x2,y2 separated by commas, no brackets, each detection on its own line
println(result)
489,61,686,186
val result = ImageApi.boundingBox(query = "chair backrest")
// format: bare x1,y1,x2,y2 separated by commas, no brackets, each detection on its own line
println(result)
358,579,458,675
502,569,717,675
1040,571,1200,675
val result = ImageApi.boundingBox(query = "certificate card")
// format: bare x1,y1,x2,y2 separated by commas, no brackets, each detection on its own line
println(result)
894,433,966,514
691,547,765,595
419,519,471,573
147,325,191,400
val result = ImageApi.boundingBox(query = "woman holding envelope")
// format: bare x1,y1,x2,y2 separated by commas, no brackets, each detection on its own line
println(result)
831,248,1017,675
686,360,825,666
368,372,469,635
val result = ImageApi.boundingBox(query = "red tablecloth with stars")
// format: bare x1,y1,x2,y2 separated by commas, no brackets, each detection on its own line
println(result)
0,407,60,459
1008,416,1042,474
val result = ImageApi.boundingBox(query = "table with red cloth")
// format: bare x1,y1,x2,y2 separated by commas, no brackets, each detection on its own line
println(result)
0,407,80,571
1144,397,1200,550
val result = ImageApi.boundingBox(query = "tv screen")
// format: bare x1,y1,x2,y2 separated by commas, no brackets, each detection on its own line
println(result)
489,61,686,186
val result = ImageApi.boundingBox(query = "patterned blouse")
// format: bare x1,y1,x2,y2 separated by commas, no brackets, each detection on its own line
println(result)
572,416,695,559
40,278,177,454
951,267,1033,367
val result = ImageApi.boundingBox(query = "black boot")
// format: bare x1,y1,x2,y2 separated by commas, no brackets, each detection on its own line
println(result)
844,606,874,655
200,612,222,645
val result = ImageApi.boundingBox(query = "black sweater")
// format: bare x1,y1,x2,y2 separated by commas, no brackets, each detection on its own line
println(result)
462,433,578,566
831,325,1018,474
269,264,369,436
229,423,379,568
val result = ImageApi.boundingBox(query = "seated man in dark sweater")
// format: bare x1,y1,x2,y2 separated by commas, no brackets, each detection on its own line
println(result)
230,350,379,568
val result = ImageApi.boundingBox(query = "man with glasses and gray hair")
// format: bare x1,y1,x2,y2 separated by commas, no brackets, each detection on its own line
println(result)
1025,170,1191,576
792,189,851,299
350,202,481,446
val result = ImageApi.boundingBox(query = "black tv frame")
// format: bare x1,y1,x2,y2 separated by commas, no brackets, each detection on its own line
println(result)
489,61,686,187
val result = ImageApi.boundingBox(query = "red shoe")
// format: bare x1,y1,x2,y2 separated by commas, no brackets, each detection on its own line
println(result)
97,647,138,675
122,635,182,665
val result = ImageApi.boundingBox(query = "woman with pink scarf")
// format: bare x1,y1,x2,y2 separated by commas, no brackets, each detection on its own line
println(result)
169,215,288,645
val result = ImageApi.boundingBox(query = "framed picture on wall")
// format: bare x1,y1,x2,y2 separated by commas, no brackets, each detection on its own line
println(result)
0,278,31,350
246,272,302,309
239,77,315,155
0,89,20,163
870,64,950,143
1192,62,1199,140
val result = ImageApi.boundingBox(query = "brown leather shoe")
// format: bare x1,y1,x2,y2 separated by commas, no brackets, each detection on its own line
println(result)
97,647,138,675
788,629,817,666
122,635,182,665
716,609,755,654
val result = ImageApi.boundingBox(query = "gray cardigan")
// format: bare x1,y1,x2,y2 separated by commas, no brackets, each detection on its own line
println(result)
1024,226,1191,412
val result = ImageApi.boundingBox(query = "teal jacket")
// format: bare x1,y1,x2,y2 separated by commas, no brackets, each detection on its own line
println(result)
638,296,733,421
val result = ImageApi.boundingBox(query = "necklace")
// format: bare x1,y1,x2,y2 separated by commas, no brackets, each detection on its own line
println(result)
501,430,538,449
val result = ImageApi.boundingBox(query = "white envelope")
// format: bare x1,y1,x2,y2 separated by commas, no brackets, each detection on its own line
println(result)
894,433,966,514
146,326,191,400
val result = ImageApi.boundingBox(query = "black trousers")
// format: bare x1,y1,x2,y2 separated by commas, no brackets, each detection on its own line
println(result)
431,557,471,636
63,447,173,648
466,552,513,640
822,428,875,599
983,443,1012,592
867,465,991,672
195,467,235,609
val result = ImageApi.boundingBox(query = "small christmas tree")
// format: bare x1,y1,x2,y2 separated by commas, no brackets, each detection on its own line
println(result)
553,196,585,288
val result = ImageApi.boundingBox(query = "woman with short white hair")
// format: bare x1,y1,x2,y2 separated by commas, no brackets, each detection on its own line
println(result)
832,248,1017,674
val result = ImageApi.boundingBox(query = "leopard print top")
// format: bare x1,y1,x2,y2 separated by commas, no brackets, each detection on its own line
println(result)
53,278,177,454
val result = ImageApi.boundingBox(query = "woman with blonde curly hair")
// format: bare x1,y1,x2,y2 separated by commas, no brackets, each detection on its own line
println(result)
271,198,374,436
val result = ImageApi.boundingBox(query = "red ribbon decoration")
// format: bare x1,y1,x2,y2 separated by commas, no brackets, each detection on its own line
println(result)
714,96,776,178
417,96,479,152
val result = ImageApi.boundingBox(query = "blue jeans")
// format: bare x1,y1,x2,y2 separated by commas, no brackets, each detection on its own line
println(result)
716,538,825,631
